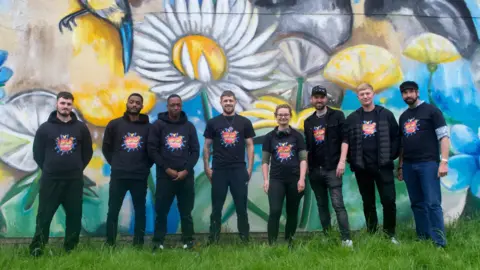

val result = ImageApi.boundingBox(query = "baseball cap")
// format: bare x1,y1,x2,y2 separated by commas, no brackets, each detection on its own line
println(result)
311,85,327,96
399,81,419,92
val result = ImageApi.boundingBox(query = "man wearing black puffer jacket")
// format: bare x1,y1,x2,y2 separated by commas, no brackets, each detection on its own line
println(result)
148,94,200,251
103,93,152,248
344,83,400,244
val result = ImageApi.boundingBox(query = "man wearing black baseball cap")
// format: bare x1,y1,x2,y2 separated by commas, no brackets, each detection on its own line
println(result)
397,80,450,248
304,85,353,247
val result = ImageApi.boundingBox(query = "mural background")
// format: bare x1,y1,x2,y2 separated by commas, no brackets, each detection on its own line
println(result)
0,0,479,238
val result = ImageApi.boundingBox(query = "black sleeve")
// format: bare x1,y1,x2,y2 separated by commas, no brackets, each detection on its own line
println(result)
102,121,114,165
81,124,93,169
145,124,154,168
296,131,306,152
387,110,400,160
338,111,347,143
147,121,165,170
32,125,46,170
203,119,214,139
432,106,447,129
244,118,256,139
262,132,272,153
186,123,200,172
304,120,312,152
342,114,350,144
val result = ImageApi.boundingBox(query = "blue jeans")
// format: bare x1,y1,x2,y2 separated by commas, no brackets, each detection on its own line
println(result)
402,161,446,247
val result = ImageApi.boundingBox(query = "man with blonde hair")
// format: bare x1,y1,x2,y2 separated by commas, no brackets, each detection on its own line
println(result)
344,83,400,244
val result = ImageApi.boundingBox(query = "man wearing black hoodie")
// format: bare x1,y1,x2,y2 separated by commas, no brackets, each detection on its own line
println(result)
102,93,152,248
148,94,200,250
30,92,93,257
344,83,400,244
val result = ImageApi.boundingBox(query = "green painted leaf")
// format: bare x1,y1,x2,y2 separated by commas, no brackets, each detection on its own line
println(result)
0,170,40,207
23,170,42,210
192,172,212,232
0,130,30,157
147,173,156,203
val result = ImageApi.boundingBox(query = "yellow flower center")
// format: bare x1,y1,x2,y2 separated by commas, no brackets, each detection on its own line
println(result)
172,35,227,81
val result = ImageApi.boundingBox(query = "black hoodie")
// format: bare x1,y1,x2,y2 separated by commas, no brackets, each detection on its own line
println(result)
33,111,93,180
102,113,152,180
147,111,200,174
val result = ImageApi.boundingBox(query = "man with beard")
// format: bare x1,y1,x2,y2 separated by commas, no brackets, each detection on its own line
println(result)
102,93,152,248
398,81,449,248
303,85,353,247
148,94,199,250
203,90,255,244
344,83,400,244
30,92,93,256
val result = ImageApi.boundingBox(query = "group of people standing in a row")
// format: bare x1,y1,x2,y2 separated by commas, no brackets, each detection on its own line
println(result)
28,80,449,257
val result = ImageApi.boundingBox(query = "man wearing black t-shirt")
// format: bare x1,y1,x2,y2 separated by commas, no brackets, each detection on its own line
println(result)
344,83,400,244
304,86,353,247
203,91,255,244
398,81,450,248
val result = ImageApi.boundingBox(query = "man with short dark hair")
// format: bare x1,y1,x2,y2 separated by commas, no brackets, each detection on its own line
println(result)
398,81,450,248
203,90,255,244
303,85,353,247
148,94,200,250
103,93,152,248
30,91,93,256
344,83,400,244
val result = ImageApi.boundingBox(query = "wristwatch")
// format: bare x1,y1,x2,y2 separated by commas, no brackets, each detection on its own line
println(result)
440,158,448,164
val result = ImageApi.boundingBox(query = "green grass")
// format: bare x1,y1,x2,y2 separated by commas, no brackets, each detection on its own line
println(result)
1,219,480,270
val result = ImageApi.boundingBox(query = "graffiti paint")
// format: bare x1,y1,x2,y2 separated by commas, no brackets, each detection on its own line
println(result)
0,0,479,238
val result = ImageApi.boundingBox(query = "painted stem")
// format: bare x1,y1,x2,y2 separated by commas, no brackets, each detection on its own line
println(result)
295,77,305,112
201,89,212,122
427,64,438,106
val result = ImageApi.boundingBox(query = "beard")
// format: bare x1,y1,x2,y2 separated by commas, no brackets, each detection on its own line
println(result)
57,109,70,117
126,107,140,115
404,97,417,105
223,106,235,114
315,103,326,110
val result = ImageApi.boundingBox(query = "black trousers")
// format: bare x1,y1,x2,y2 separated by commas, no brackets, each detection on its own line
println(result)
29,177,83,253
106,178,147,246
153,171,195,244
209,167,250,242
267,180,303,243
309,167,351,240
354,167,397,237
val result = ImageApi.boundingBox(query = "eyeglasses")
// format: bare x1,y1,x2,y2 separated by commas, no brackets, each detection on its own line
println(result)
276,114,290,118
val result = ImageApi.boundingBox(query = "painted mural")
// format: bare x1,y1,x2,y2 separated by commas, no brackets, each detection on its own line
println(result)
0,0,479,238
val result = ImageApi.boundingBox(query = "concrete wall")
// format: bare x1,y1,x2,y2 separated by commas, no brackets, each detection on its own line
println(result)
0,0,479,237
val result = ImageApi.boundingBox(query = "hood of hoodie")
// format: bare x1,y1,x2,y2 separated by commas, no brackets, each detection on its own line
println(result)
47,110,78,124
157,111,188,124
122,112,149,124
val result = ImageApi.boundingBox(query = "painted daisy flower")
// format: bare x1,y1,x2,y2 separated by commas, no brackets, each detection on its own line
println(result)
133,0,279,117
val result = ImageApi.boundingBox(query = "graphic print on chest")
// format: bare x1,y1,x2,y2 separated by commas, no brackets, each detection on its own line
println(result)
122,132,143,152
275,142,294,162
403,118,420,137
313,126,325,144
362,121,377,138
220,127,239,147
165,133,185,151
55,134,77,155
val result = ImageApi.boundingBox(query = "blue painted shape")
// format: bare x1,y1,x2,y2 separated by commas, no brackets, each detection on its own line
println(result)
102,164,111,176
145,189,155,234
119,20,133,73
0,88,5,99
0,67,13,84
450,124,480,155
470,170,480,198
0,50,7,66
441,154,477,191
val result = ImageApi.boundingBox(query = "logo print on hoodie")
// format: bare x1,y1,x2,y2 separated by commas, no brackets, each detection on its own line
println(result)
122,132,143,152
220,127,239,147
313,126,325,144
55,134,77,155
362,120,377,138
165,133,185,151
275,142,294,162
403,118,420,137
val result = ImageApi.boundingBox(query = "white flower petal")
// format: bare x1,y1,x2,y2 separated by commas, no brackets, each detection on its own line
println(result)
134,59,172,70
229,22,278,61
269,70,295,82
229,61,278,79
278,37,330,76
174,82,203,100
188,0,201,33
212,0,229,40
135,34,169,55
279,39,302,76
277,61,297,78
175,0,190,33
143,13,177,41
135,67,183,82
153,82,202,100
181,43,196,80
151,81,186,95
224,0,252,50
201,0,214,35
218,0,245,45
226,8,258,55
216,82,253,112
227,74,275,90
205,85,224,114
230,50,279,68
134,51,170,63
198,54,212,83
165,2,184,36
135,24,171,49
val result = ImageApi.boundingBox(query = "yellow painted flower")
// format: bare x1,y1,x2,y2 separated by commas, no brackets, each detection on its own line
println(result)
324,44,403,92
403,33,461,65
72,76,155,127
240,96,316,131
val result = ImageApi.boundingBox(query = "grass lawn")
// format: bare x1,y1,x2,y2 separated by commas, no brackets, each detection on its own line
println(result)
1,219,480,270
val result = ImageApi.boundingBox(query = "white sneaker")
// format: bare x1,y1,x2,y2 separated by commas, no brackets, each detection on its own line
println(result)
341,239,353,248
391,237,400,245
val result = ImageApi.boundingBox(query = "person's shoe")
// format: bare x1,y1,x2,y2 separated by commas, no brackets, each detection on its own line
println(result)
341,239,353,248
239,235,250,244
152,243,164,252
30,247,43,258
391,237,400,245
183,241,195,250
287,239,295,250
